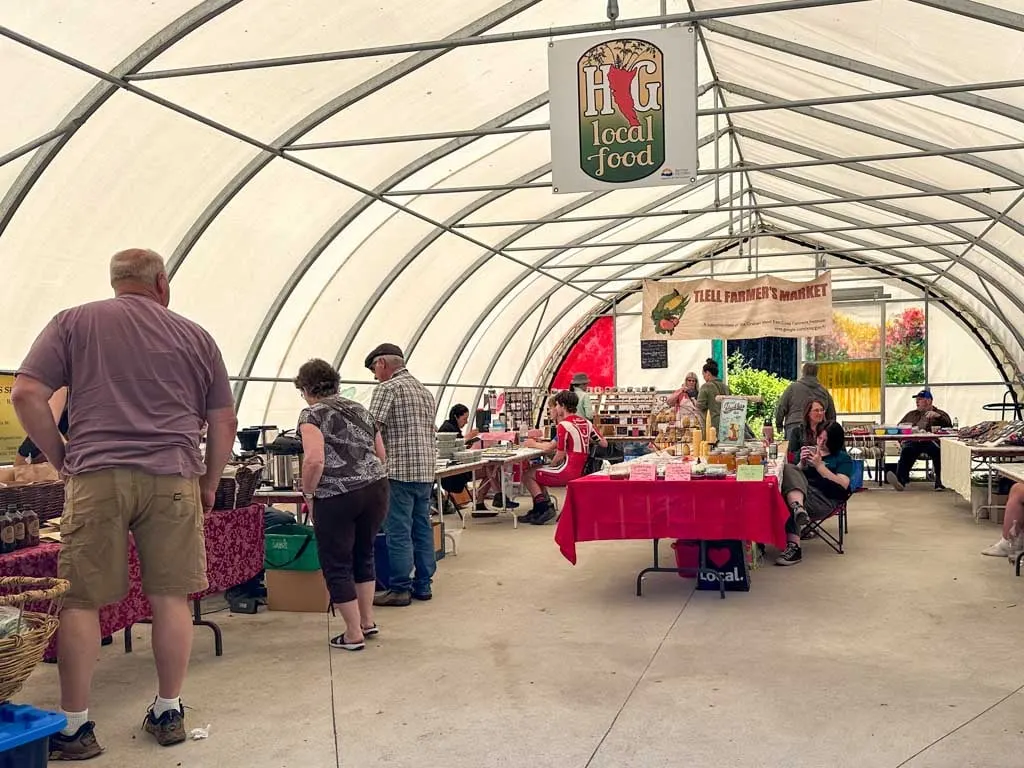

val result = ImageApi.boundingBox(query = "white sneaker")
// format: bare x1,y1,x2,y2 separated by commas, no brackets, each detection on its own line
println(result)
981,538,1014,557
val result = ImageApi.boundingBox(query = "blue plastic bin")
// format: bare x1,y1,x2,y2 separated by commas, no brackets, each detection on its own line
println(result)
0,704,66,768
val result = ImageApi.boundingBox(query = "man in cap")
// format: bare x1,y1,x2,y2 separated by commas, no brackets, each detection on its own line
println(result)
886,389,952,492
364,344,438,606
570,372,594,420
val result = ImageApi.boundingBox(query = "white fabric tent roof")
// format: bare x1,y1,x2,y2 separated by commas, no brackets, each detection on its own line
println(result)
2,0,1022,427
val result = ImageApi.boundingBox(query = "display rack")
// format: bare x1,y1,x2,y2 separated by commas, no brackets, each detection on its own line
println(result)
502,388,536,432
594,388,659,440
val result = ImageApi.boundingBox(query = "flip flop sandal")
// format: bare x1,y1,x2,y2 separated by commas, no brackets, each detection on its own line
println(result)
362,624,379,637
329,633,365,651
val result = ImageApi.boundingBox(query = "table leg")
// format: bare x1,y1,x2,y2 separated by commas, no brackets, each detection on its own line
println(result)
192,597,223,657
635,539,701,596
124,627,133,653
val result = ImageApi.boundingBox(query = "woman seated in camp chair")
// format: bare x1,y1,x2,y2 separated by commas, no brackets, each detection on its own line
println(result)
438,404,507,518
776,421,853,567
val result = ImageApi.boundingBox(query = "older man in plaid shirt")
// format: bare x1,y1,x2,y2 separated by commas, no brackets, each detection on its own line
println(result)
365,343,438,607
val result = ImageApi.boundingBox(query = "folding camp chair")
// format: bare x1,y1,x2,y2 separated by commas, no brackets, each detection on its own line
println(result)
800,499,849,554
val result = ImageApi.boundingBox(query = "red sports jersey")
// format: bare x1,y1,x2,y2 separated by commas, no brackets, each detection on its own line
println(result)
556,414,595,472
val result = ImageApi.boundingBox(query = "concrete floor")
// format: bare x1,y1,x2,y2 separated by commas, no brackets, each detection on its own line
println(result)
19,484,1024,767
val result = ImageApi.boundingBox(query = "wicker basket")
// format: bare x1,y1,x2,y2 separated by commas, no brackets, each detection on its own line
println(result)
213,477,236,510
0,576,69,703
0,482,65,522
234,463,262,508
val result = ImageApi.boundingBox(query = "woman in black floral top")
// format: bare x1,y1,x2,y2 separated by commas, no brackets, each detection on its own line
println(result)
295,359,388,651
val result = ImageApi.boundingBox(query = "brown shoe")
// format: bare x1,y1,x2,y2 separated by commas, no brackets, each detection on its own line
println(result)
142,703,186,746
49,721,104,760
372,589,412,607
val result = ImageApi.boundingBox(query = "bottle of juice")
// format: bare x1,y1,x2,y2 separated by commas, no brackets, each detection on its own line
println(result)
0,508,15,555
10,507,25,551
22,507,39,548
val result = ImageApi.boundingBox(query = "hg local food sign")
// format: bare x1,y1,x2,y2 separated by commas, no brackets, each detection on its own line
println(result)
548,26,699,194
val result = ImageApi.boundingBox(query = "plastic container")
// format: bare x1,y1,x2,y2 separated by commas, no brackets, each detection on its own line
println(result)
0,704,66,768
265,523,320,571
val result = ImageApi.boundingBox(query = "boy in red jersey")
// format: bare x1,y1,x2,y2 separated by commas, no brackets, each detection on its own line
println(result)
521,390,607,525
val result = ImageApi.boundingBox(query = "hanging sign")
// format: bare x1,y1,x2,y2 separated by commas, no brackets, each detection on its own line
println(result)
547,26,698,194
0,375,25,465
642,272,833,341
718,397,749,446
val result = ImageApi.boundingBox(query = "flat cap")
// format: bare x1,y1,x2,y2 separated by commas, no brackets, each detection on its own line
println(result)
365,343,404,370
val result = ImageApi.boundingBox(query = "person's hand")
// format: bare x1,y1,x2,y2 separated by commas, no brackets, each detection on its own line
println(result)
810,448,825,470
200,485,215,514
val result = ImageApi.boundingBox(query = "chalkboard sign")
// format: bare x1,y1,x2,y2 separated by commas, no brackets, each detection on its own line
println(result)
640,340,668,369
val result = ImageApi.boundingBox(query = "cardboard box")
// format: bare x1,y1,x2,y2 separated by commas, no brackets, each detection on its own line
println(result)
266,568,330,613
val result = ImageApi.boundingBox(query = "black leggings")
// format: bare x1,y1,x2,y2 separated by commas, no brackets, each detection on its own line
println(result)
313,479,389,604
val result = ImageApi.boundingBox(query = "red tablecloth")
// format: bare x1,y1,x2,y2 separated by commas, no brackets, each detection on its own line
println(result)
555,475,790,564
0,505,264,657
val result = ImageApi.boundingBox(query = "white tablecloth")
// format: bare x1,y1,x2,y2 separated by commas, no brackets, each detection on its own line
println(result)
940,439,973,502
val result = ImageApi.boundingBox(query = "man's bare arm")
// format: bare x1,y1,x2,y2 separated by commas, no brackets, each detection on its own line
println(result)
11,375,64,471
201,406,238,510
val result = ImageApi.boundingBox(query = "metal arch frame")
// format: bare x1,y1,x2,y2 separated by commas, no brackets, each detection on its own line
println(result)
231,93,550,408
740,132,1024,301
907,0,1024,32
737,129,1024,275
167,0,544,280
701,20,1024,125
123,0,871,81
329,159,554,371
332,127,732,372
723,82,1024,202
503,162,1024,396
461,214,750,411
757,196,1024,341
0,0,244,240
398,175,743,404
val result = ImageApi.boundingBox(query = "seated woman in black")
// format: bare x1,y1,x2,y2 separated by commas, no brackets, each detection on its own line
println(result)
438,405,509,517
777,421,852,567
785,398,827,463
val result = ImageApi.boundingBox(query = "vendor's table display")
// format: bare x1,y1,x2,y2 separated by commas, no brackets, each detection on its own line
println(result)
554,467,789,597
846,428,957,486
0,506,263,660
940,439,1024,518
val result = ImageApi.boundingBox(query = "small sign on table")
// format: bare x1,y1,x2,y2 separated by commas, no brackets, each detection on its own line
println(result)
664,462,692,481
628,462,657,481
736,464,765,482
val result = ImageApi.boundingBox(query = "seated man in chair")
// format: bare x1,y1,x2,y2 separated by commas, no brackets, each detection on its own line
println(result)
886,389,952,492
520,390,607,526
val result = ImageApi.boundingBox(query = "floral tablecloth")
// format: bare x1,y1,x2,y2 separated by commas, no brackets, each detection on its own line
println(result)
0,505,264,660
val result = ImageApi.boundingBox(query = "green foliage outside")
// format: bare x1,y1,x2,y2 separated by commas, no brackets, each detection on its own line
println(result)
726,352,790,434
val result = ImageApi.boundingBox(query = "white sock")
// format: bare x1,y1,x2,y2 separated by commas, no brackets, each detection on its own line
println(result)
153,696,181,718
61,709,88,736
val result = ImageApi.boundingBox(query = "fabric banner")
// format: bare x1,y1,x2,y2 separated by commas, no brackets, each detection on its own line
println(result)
641,272,833,341
547,26,698,194
0,375,24,465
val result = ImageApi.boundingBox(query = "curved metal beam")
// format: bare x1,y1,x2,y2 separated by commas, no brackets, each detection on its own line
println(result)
702,20,1024,124
350,129,729,370
168,0,543,280
0,0,244,240
232,93,549,408
460,210,746,412
738,129,1024,279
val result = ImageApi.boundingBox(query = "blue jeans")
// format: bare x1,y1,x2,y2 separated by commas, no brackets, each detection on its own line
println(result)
384,480,436,594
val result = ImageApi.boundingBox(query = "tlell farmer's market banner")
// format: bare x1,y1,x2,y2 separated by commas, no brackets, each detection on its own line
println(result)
547,26,698,194
641,273,833,341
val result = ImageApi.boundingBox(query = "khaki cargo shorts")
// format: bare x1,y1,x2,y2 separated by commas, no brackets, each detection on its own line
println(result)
59,469,208,609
